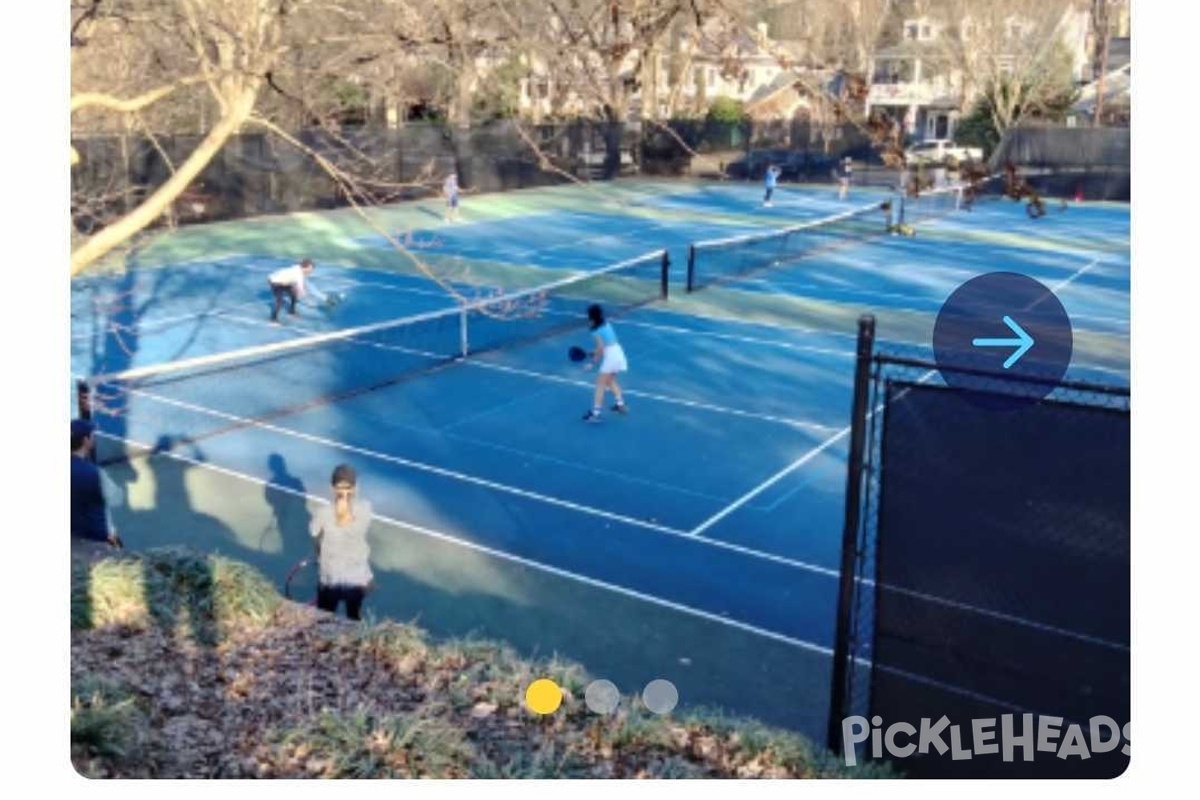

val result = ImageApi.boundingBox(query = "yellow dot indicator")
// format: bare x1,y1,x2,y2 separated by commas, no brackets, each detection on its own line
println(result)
524,678,563,715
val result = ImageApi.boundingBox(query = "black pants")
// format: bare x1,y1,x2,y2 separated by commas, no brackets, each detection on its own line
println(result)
269,282,298,321
764,187,774,202
317,584,366,620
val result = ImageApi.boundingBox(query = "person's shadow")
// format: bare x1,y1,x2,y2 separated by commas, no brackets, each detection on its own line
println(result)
263,453,310,556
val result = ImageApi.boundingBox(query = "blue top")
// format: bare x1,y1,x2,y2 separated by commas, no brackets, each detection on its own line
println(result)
765,168,778,188
71,454,110,542
593,322,619,347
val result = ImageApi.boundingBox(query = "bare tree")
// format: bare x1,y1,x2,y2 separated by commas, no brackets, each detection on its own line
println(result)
1089,0,1125,125
71,0,289,274
936,0,1081,135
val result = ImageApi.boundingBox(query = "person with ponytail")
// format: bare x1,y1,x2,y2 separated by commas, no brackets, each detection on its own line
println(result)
309,464,374,620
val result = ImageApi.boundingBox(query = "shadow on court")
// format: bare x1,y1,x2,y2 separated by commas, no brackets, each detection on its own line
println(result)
108,449,836,744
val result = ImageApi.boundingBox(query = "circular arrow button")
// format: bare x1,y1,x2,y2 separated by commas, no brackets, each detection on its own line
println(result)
933,272,1073,408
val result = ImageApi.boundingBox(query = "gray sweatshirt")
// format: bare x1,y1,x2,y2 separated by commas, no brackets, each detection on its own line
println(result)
310,499,374,587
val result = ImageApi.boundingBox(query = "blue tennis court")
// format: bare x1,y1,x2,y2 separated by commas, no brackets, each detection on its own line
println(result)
70,179,1130,742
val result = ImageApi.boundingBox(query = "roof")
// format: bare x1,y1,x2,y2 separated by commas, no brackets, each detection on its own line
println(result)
744,69,836,112
746,71,803,105
1073,63,1130,113
873,41,947,61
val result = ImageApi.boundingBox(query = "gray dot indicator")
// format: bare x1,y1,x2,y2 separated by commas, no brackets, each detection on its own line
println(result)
642,679,679,715
584,679,621,715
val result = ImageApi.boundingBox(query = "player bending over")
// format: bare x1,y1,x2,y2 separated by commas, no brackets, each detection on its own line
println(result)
267,258,336,323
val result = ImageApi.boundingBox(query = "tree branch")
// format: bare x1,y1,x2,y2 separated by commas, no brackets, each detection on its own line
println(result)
71,0,104,46
70,76,206,115
71,82,260,274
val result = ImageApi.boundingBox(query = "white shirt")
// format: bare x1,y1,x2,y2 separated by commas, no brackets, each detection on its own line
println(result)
269,264,326,303
310,498,374,587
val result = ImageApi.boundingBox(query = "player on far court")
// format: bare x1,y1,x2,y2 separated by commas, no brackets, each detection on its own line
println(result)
763,165,781,207
267,258,331,323
582,304,628,423
443,172,460,222
838,157,853,200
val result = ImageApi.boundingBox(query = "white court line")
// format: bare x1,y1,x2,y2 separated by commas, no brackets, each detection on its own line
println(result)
689,349,939,537
688,425,854,537
504,221,672,259
115,386,842,578
612,317,857,360
95,430,834,658
71,301,270,341
462,359,841,435
1049,256,1104,293
693,253,1125,536
216,312,839,433
131,388,687,538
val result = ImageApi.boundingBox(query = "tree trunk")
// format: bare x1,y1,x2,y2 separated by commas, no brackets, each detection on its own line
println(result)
451,55,476,127
1093,21,1110,126
71,83,260,275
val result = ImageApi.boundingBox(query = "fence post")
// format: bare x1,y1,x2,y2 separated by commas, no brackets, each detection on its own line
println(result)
685,245,696,293
827,314,876,756
660,250,670,300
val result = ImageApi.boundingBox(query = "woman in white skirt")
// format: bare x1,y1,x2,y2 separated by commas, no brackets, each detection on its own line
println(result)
582,303,628,422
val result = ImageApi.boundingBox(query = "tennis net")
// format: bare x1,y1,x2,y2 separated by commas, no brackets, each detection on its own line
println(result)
685,202,891,292
897,184,963,225
79,249,668,456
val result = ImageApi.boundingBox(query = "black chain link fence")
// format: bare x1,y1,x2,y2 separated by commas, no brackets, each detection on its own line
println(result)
829,318,1130,778
71,120,644,234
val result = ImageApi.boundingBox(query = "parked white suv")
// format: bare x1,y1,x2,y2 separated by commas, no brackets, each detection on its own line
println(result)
904,139,983,164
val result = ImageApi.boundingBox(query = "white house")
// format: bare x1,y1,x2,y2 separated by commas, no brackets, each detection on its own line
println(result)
864,5,1094,141
512,21,789,121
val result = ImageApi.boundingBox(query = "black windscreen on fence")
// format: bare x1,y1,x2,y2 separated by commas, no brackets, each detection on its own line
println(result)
829,316,1130,779
870,382,1130,778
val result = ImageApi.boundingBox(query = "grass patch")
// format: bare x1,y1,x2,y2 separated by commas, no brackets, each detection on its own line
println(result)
71,677,145,773
70,549,891,778
72,547,281,637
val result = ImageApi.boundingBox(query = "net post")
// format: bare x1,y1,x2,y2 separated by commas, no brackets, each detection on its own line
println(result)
660,250,670,300
686,245,696,293
459,309,469,358
827,313,876,756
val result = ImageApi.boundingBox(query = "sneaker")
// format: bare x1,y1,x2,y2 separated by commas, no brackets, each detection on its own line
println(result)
582,410,601,423
612,403,628,414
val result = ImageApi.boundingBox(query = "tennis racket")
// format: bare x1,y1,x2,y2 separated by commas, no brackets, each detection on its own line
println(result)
568,346,588,363
284,557,318,605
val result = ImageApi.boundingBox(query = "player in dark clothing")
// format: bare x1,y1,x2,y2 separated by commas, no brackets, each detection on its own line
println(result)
71,419,122,555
